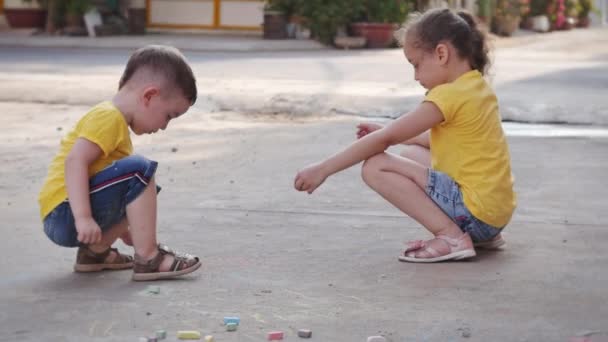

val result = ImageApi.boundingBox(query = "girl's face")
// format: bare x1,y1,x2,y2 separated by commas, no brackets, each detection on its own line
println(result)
404,40,447,90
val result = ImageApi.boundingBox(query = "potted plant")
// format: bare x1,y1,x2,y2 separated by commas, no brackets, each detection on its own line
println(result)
300,0,364,45
4,0,47,28
492,0,530,36
62,0,90,28
523,0,551,31
545,0,568,29
576,0,594,26
350,0,410,48
263,0,291,39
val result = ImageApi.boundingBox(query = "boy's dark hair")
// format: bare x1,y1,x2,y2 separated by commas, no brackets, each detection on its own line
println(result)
396,9,490,75
119,45,197,104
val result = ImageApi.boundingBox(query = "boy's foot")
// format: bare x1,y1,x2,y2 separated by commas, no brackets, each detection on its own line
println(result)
474,234,506,249
398,233,476,263
74,246,134,272
132,244,201,281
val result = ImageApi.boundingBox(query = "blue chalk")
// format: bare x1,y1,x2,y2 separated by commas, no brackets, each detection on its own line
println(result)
223,316,240,325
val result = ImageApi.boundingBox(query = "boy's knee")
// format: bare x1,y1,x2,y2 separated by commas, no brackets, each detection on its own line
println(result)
122,155,153,168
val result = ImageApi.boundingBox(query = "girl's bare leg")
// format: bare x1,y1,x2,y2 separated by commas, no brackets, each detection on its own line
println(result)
361,151,473,257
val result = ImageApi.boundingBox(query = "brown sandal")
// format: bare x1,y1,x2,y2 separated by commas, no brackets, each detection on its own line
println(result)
132,244,201,281
74,246,134,272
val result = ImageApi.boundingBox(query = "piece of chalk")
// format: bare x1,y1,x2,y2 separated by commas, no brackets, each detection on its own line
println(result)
226,322,238,331
268,331,284,340
367,336,387,342
155,330,167,340
204,335,215,342
223,316,240,325
147,285,160,294
177,330,201,340
139,338,148,342
297,329,312,338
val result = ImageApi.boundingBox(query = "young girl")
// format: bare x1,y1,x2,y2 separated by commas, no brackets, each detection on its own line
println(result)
293,9,516,263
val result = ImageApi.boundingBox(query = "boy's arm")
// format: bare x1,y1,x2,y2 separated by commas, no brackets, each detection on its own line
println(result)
65,138,103,244
295,102,443,193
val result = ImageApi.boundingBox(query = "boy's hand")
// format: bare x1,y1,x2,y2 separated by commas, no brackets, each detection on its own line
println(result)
75,217,102,245
356,122,383,139
294,163,327,194
120,230,133,246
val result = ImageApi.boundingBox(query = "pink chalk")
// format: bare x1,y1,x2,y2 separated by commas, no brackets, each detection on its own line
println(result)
267,331,284,340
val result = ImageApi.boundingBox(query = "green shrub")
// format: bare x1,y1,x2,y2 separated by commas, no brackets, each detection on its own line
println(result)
300,0,365,45
363,0,410,24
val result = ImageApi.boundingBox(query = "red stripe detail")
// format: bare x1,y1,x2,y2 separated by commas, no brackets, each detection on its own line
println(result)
90,171,149,192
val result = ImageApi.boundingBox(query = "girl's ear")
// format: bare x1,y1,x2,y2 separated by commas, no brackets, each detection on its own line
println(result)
142,86,160,106
435,43,449,66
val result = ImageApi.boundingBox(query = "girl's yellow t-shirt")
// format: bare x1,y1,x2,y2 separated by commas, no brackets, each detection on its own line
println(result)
425,70,516,227
38,101,132,220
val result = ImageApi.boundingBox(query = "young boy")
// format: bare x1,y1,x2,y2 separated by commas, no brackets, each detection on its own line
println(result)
39,45,201,281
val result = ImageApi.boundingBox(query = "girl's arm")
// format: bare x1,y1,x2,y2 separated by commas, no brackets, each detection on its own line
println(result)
402,130,430,148
295,102,443,193
65,138,103,244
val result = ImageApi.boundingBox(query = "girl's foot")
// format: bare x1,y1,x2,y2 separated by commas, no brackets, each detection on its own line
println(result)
74,246,134,272
399,233,476,263
132,244,201,281
474,233,506,249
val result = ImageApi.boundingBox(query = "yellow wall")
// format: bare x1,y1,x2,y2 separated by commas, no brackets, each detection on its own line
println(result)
146,0,263,30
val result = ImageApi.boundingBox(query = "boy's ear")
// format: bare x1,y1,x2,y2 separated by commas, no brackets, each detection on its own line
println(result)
142,86,160,106
435,43,449,66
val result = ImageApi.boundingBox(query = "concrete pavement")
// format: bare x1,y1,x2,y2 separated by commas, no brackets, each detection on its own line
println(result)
0,104,607,341
0,25,607,342
1,27,607,125
0,28,327,52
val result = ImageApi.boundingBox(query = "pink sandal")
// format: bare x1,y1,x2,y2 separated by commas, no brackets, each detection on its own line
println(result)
398,233,476,263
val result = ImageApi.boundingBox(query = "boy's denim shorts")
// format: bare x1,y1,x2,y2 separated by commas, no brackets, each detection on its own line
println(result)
43,155,160,247
426,169,503,242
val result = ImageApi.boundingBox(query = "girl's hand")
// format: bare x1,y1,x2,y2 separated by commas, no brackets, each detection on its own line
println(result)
75,217,102,245
294,163,327,194
356,122,383,139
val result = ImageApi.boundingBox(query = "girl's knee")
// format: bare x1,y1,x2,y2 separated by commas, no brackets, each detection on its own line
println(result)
361,153,387,183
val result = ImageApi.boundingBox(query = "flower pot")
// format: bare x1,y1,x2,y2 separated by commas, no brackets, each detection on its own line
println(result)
128,8,146,34
350,22,396,49
493,16,521,36
577,16,590,27
263,10,287,40
4,8,47,28
530,15,550,32
64,13,83,27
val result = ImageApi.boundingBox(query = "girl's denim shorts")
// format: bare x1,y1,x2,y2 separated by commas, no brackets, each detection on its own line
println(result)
43,155,160,247
426,169,503,242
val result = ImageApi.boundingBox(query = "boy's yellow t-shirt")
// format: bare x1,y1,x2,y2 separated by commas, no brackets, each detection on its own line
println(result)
424,70,516,228
38,101,132,220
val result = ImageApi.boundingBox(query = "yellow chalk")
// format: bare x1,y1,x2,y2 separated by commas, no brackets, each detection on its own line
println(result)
177,330,201,340
204,335,215,342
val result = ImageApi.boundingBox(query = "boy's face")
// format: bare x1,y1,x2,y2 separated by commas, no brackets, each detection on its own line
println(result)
132,87,191,135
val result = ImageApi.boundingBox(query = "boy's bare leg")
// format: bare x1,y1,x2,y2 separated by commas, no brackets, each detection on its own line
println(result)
361,152,466,241
87,218,129,259
125,177,176,272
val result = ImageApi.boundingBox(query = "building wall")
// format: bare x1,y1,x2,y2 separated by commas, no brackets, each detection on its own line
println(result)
147,0,264,30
